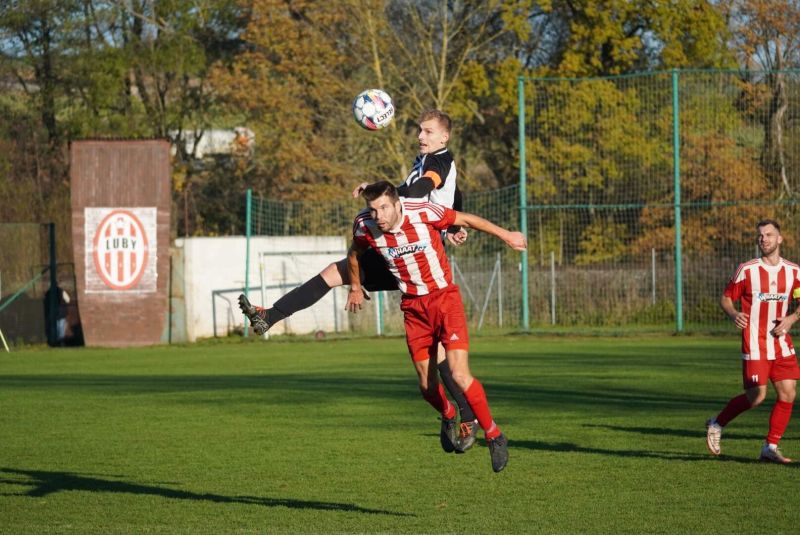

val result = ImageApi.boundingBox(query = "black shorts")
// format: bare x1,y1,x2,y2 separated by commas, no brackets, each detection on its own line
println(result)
359,248,398,292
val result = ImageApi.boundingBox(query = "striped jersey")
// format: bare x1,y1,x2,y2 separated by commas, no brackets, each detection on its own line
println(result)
724,257,800,360
352,199,457,296
401,148,456,207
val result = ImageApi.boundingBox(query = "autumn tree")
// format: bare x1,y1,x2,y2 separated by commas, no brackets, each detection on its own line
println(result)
523,75,671,265
721,0,800,199
212,0,544,202
378,0,541,190
541,0,731,76
633,72,773,260
516,2,734,265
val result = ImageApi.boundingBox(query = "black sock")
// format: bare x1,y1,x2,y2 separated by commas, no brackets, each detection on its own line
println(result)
438,360,475,422
269,274,332,323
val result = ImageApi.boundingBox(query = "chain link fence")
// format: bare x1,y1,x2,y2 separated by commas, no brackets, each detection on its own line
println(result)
522,70,800,332
246,70,800,335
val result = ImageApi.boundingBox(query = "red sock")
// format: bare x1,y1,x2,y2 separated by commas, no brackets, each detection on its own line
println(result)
421,384,456,419
463,379,500,439
716,394,751,427
767,400,794,445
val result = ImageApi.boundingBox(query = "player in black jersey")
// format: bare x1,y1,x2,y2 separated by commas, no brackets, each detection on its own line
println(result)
239,110,478,452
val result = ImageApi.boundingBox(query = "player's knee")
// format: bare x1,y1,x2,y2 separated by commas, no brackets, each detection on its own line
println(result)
320,262,344,287
417,373,432,392
451,370,473,391
749,393,767,407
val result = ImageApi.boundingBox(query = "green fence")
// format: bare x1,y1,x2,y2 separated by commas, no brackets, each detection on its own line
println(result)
246,69,800,335
520,69,800,332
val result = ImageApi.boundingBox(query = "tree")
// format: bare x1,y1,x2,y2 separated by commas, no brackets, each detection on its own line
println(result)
542,0,731,76
635,78,771,256
524,76,670,265
721,0,800,198
0,1,248,237
0,0,84,261
87,0,248,236
378,0,539,190
212,0,542,201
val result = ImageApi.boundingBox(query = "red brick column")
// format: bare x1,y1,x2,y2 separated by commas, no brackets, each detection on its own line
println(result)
70,140,171,347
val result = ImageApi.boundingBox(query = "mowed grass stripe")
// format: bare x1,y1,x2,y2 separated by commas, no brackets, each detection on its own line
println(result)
1,335,797,533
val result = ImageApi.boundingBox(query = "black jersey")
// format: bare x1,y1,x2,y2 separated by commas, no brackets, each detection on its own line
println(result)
400,148,457,208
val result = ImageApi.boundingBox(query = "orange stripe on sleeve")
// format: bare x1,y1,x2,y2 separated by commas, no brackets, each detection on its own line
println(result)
423,170,442,188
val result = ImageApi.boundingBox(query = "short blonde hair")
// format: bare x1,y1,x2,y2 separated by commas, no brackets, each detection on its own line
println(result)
418,109,451,133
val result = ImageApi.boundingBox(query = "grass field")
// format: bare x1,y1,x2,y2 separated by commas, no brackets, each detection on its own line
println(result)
1,334,799,534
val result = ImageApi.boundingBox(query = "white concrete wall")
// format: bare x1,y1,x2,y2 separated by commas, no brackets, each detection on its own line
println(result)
175,235,349,341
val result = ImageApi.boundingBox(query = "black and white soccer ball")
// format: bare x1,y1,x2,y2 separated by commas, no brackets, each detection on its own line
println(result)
352,89,395,130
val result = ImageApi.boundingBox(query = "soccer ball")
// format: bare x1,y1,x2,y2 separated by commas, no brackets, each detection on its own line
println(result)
352,89,395,130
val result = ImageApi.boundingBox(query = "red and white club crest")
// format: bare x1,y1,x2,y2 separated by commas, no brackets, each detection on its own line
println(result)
92,209,149,290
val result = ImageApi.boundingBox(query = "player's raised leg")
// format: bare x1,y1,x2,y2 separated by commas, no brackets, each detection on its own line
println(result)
239,259,346,334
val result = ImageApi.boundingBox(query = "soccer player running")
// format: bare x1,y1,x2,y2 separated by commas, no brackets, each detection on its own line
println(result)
706,219,800,463
344,181,526,472
240,110,480,453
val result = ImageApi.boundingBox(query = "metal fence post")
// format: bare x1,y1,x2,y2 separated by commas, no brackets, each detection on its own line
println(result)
244,188,252,337
376,291,384,335
550,251,556,325
518,76,530,331
672,69,684,332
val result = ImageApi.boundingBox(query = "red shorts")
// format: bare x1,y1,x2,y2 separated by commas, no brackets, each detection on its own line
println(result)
742,356,800,388
401,285,469,362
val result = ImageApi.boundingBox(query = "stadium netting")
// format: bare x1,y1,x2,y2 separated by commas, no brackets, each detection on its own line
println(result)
246,70,800,335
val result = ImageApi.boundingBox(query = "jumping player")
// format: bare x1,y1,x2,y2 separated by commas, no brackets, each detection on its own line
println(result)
345,181,526,472
706,219,800,463
240,110,480,453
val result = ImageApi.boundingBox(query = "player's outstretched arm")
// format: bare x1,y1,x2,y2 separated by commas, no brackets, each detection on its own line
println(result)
453,212,527,251
345,240,367,313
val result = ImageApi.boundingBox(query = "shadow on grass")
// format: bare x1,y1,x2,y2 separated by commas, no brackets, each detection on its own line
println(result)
509,439,768,465
0,373,726,413
0,468,412,517
583,423,766,441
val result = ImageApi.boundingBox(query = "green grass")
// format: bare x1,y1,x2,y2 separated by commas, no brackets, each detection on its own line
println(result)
1,334,799,533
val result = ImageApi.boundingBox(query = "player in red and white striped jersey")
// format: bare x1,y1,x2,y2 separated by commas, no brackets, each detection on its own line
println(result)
351,199,454,296
727,257,800,361
240,110,480,453
706,219,800,463
345,181,526,472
